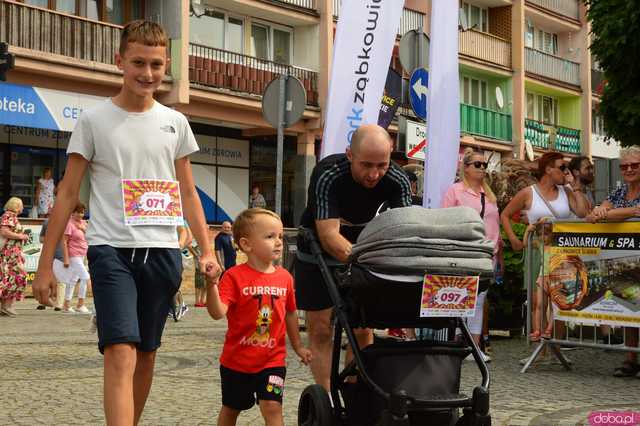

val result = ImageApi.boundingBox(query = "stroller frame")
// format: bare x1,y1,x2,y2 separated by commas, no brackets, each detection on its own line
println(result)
297,228,492,426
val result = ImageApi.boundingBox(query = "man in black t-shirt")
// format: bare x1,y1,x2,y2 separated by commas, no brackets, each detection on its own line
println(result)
296,124,412,390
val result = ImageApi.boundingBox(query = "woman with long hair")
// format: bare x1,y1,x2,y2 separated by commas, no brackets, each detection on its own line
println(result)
442,148,502,362
501,152,589,341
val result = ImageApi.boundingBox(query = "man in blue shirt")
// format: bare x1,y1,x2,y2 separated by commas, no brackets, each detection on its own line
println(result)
215,221,237,274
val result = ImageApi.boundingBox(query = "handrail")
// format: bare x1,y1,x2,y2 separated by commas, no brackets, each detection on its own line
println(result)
2,0,123,29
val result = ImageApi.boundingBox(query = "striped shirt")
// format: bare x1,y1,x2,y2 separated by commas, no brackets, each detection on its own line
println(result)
300,154,412,243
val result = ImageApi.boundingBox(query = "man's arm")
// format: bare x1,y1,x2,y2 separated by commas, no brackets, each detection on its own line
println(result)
175,157,220,278
315,218,352,263
32,154,88,304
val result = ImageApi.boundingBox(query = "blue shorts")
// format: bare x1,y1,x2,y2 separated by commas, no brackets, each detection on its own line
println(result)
87,245,183,354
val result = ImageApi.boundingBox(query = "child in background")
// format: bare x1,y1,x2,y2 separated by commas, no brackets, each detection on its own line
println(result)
206,208,311,426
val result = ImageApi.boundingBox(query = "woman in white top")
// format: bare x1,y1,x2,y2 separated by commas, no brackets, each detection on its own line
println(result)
501,152,590,340
35,167,55,218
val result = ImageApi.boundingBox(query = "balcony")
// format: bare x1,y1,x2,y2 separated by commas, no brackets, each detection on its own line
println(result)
459,29,511,69
265,0,317,11
525,118,581,154
0,0,121,65
527,0,580,21
333,1,424,35
525,47,580,87
188,43,319,106
460,104,512,142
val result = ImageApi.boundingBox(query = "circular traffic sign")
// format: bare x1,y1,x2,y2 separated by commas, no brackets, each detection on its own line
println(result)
262,75,306,128
409,68,429,121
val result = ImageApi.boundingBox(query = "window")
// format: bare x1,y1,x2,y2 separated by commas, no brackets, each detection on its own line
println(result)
190,10,243,53
462,2,488,33
592,110,605,136
251,24,270,60
526,92,558,125
461,76,488,108
250,22,293,65
190,11,224,49
22,1,143,22
524,23,558,55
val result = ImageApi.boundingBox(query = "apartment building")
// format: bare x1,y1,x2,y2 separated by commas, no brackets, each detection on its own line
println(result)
0,0,603,226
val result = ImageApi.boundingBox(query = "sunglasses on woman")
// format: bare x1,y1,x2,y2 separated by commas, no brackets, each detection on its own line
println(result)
557,164,567,172
466,161,488,170
619,162,640,172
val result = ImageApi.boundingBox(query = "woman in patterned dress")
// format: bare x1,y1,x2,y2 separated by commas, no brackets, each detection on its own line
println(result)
0,197,29,317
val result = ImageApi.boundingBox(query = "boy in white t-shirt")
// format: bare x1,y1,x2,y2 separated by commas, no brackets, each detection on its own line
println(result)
32,20,220,425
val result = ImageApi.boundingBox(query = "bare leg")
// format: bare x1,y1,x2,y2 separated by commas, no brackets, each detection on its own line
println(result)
625,327,639,364
133,350,157,425
104,343,137,426
306,308,333,391
259,400,284,426
217,405,241,426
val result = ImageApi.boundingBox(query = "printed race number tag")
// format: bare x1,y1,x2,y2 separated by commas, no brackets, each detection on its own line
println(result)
122,179,183,226
420,274,479,318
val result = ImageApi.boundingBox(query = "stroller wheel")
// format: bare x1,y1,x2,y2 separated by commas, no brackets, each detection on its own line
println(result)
298,384,333,426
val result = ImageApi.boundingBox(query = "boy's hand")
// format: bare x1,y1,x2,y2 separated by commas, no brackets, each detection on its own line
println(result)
201,254,221,280
294,346,313,365
32,268,57,306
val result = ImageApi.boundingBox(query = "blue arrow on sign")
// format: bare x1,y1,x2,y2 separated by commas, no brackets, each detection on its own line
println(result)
409,68,429,121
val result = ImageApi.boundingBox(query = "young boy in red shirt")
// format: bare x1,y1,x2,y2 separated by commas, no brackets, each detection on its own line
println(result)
207,208,312,426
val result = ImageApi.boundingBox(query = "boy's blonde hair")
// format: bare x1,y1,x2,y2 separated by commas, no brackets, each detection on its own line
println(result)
232,208,282,243
4,197,23,213
119,20,168,56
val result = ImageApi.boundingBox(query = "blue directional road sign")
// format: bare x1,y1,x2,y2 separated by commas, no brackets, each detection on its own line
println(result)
409,68,429,121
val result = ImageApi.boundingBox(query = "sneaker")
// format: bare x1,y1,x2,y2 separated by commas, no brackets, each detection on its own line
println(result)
36,305,46,310
2,307,17,317
75,306,92,314
54,307,62,312
62,307,76,314
464,352,492,363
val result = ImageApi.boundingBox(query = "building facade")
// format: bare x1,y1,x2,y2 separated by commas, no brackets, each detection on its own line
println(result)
0,0,614,226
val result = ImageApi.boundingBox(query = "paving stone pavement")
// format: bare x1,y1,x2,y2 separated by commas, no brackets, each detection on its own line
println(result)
1,298,638,425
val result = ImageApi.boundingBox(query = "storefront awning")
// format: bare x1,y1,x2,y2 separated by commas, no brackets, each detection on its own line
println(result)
0,82,104,132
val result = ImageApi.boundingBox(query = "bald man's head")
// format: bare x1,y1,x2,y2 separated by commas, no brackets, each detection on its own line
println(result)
221,221,232,234
346,124,393,189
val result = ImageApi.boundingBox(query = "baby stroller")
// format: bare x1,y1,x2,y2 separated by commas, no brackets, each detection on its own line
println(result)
297,207,492,426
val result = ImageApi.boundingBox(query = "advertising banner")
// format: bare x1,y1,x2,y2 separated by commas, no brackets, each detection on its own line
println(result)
543,221,640,327
424,0,460,208
377,67,402,130
320,0,405,158
0,82,104,132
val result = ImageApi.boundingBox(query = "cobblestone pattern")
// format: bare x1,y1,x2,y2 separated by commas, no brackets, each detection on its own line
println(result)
0,299,638,425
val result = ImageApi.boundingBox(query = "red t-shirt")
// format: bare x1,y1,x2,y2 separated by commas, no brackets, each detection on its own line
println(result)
218,263,297,373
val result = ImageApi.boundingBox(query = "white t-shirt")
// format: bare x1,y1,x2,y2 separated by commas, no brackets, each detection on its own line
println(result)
67,99,199,248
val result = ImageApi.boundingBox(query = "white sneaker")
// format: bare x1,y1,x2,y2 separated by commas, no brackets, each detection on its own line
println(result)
465,352,492,363
62,307,76,314
76,306,92,314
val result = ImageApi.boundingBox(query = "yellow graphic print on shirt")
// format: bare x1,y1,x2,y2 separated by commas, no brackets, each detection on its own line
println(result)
240,294,279,349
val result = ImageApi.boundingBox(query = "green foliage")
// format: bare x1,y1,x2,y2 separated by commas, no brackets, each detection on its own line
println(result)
586,0,640,146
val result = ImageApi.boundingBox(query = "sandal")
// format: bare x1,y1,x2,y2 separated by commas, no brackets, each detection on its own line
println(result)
529,331,541,342
542,327,553,339
613,361,640,377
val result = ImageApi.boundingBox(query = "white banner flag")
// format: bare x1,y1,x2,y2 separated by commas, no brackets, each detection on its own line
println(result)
424,0,460,208
320,0,405,159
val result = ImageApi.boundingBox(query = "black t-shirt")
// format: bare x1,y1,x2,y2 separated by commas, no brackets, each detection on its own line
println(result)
300,153,412,243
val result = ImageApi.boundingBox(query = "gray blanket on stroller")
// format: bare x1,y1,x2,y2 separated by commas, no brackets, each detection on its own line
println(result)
351,206,495,276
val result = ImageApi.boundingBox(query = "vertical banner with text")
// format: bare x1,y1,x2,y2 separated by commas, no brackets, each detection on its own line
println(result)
424,0,460,208
320,0,405,159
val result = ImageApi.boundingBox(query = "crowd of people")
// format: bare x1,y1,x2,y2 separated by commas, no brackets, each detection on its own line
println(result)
0,18,632,426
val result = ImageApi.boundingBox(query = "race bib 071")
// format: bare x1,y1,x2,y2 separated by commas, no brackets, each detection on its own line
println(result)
122,179,183,226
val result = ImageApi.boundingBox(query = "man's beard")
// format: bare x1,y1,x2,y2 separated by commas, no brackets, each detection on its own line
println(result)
580,174,594,185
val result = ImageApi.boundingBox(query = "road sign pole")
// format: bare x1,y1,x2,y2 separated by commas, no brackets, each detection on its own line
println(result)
275,74,286,216
418,30,425,70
